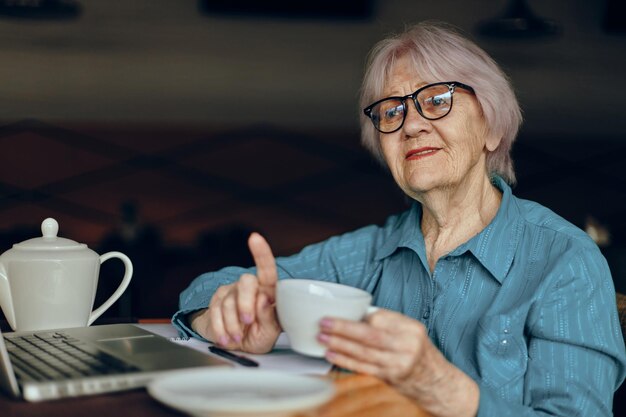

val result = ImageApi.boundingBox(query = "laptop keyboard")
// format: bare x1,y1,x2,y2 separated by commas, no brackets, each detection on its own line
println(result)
4,331,141,382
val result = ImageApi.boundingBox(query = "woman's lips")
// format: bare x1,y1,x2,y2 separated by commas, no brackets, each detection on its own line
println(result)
405,147,440,160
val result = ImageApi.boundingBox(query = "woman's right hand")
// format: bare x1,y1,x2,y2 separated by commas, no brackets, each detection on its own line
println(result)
190,232,281,354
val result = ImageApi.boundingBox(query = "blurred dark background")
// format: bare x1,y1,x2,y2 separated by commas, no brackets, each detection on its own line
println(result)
1,0,625,411
0,0,625,321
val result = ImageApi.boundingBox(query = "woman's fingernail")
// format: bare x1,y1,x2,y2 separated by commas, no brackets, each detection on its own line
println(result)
317,333,330,343
319,318,333,329
233,334,242,343
219,336,230,346
325,350,337,360
242,313,253,324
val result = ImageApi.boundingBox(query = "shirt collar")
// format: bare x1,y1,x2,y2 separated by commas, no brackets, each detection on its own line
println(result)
452,176,523,283
374,176,523,284
375,202,426,264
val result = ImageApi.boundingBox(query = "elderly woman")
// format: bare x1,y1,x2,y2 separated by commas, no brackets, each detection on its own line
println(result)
173,22,626,417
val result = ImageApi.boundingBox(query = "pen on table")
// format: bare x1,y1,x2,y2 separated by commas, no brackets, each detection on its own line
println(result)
208,346,259,367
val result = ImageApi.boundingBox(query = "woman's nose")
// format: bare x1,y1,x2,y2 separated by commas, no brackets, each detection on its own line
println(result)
402,102,431,136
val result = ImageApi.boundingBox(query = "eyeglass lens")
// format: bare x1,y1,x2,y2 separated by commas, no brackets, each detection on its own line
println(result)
370,84,453,133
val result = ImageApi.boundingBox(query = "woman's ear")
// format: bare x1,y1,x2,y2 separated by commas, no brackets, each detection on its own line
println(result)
485,129,502,152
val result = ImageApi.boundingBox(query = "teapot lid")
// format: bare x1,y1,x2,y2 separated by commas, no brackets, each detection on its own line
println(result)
13,218,87,250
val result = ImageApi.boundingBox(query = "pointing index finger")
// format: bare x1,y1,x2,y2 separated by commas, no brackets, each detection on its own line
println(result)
248,232,278,288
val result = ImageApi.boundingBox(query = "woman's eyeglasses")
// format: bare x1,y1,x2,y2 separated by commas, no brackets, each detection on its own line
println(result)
363,81,475,134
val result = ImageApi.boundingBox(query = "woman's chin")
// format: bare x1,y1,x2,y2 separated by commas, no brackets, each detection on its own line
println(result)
403,180,443,197
404,171,448,193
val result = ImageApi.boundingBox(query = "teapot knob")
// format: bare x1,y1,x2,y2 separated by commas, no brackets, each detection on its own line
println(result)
41,218,59,239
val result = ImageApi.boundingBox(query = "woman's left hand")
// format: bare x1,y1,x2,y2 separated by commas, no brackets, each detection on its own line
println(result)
317,309,479,417
318,309,431,388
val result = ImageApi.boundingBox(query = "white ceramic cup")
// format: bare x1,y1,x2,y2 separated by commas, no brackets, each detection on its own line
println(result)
276,279,374,357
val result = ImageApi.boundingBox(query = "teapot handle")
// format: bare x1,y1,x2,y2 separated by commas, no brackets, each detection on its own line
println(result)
88,252,133,326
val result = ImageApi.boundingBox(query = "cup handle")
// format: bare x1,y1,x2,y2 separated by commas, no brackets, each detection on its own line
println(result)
366,306,379,316
88,252,134,326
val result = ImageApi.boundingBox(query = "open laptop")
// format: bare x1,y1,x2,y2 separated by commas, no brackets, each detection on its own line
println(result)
0,323,231,402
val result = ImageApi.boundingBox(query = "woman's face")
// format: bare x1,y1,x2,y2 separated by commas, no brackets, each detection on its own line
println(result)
379,55,500,199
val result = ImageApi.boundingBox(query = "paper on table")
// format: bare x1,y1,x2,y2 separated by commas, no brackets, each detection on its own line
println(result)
138,323,332,375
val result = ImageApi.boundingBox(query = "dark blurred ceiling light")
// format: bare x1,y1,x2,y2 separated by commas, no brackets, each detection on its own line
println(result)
198,0,374,20
477,0,561,39
0,0,81,20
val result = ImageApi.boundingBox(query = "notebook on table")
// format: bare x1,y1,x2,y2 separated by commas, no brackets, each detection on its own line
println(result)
0,323,231,402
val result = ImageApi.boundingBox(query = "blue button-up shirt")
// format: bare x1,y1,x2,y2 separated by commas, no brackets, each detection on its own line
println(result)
174,177,626,416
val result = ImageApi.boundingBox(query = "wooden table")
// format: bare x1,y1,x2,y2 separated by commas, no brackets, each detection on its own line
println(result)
305,373,431,417
2,373,430,417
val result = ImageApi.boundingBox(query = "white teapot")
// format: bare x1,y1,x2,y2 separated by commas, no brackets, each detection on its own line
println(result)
0,218,133,332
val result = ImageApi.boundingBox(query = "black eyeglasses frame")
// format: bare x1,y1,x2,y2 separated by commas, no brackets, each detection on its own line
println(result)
363,81,475,134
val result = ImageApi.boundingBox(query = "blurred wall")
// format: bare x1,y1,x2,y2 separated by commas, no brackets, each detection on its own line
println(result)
0,0,625,320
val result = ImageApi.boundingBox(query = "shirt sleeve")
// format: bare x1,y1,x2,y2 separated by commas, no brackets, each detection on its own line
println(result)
477,246,626,417
171,223,388,337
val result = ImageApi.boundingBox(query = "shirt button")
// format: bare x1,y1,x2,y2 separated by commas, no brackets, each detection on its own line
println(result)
422,308,430,320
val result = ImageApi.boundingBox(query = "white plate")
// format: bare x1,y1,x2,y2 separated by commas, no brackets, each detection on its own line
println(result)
147,368,335,417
